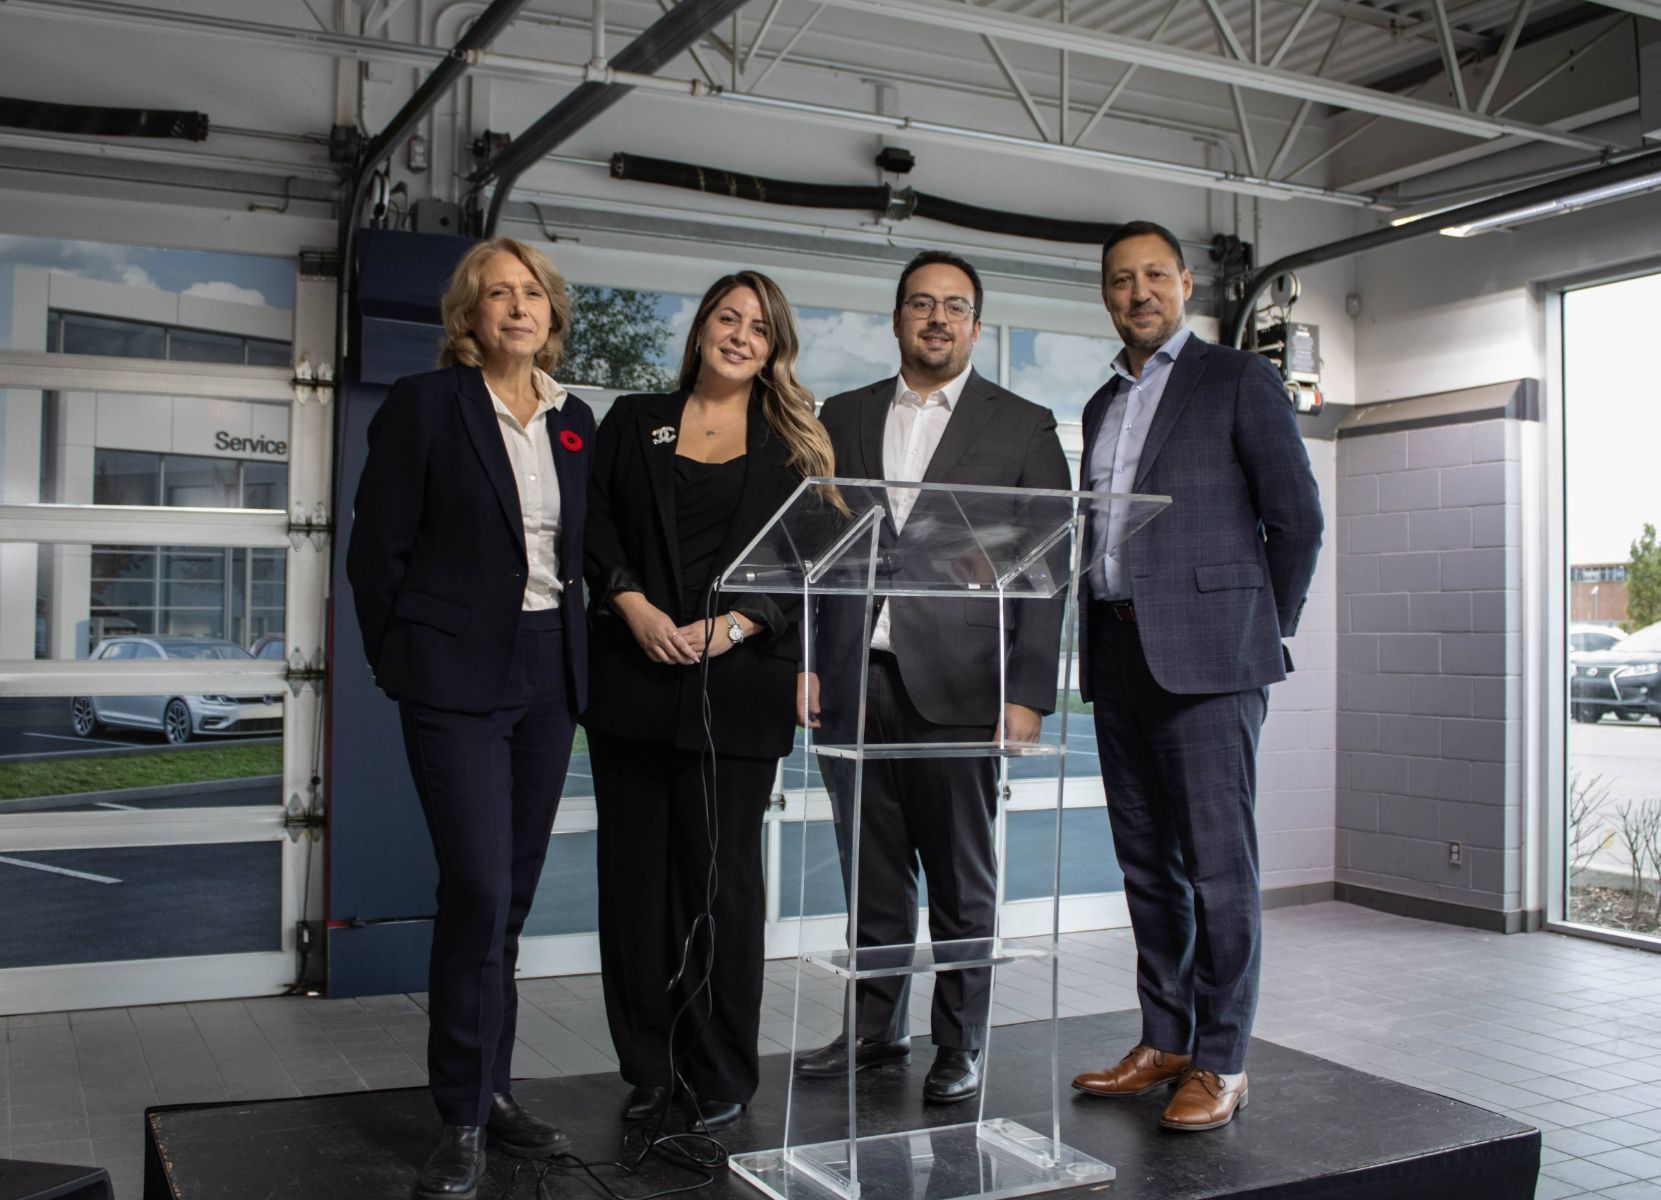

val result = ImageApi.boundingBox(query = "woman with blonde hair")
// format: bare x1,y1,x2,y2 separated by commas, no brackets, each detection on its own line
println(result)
348,237,594,1199
585,270,831,1133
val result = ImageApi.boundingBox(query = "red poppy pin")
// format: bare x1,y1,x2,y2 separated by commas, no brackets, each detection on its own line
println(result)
559,429,584,452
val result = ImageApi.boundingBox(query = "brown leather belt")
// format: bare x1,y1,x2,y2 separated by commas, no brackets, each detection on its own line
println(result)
1094,599,1136,624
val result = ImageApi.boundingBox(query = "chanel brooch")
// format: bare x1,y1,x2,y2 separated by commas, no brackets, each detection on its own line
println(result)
651,425,677,446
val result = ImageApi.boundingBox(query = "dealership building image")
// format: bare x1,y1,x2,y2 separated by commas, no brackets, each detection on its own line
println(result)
2,266,292,662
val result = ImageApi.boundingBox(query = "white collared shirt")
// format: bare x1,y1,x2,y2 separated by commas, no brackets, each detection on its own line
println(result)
871,363,974,651
486,367,568,611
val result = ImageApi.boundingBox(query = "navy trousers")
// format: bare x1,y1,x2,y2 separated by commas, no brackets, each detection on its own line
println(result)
825,652,999,1052
398,608,576,1126
1087,605,1267,1075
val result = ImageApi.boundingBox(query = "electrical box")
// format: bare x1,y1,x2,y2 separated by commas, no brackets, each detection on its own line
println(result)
1257,320,1323,415
412,199,463,236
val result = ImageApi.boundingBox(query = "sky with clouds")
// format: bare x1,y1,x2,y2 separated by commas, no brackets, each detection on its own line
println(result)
1564,272,1661,567
651,291,1117,410
0,235,294,348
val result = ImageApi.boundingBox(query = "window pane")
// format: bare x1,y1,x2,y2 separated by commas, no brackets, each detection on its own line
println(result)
169,328,246,364
59,313,167,360
22,541,283,662
242,461,288,510
0,842,282,968
162,455,238,507
92,450,161,506
1563,271,1661,941
91,547,157,581
1010,328,1120,426
245,339,293,367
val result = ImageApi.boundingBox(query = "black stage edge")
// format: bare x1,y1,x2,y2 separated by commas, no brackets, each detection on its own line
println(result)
142,1010,1538,1200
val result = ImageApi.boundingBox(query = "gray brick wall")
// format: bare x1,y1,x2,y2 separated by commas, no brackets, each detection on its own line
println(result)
1335,418,1522,913
1258,436,1338,894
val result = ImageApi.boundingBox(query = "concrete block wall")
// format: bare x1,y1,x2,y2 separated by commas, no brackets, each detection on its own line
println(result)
1335,415,1526,924
1258,434,1339,897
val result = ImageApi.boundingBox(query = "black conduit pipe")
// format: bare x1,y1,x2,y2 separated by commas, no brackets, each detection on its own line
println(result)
609,152,1122,246
0,96,207,140
1228,146,1661,347
476,0,751,236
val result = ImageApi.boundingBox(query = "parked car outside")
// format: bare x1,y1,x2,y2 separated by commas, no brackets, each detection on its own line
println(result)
1569,622,1624,656
71,636,283,744
1571,621,1661,724
249,633,286,662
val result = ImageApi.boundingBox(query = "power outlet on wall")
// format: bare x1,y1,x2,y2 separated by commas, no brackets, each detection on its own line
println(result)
1448,841,1462,866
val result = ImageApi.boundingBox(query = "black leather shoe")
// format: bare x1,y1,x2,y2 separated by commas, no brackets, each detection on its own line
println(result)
487,1092,570,1158
923,1048,982,1104
794,1036,911,1078
413,1124,485,1200
622,1084,671,1122
691,1099,746,1132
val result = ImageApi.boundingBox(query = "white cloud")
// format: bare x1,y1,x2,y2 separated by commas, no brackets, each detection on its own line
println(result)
1010,331,1120,423
183,280,269,307
793,309,898,401
120,265,160,290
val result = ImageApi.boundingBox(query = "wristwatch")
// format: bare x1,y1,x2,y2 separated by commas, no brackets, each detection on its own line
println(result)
725,611,746,645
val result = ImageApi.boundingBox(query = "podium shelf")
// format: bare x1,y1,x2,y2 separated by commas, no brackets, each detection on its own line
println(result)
803,937,1054,980
810,740,1059,760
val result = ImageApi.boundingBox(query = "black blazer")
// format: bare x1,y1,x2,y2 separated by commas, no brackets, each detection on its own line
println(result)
583,390,804,760
346,364,594,715
1078,335,1323,698
815,370,1072,730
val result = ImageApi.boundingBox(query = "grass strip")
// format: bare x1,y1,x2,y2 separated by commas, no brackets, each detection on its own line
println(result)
0,743,283,801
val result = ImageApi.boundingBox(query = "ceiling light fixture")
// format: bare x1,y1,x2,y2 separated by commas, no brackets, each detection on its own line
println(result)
1439,170,1661,236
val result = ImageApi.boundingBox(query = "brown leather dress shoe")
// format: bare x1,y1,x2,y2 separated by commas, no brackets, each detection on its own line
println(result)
1160,1070,1248,1131
1072,1045,1192,1098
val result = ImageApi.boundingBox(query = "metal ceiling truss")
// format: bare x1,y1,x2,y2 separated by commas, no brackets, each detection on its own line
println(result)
806,0,1615,153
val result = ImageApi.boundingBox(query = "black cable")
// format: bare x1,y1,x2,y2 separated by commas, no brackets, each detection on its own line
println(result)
537,568,735,1199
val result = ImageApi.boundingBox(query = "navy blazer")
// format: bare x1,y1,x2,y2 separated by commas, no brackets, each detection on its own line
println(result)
346,363,594,715
582,390,804,760
1079,334,1323,698
815,370,1072,729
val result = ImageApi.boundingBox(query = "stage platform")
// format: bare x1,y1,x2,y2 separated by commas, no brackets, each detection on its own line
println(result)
142,1010,1538,1200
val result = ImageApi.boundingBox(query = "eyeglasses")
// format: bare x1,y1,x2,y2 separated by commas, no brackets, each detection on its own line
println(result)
902,295,976,323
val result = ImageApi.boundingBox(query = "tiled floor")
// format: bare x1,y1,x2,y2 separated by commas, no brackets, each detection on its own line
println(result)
6,901,1661,1198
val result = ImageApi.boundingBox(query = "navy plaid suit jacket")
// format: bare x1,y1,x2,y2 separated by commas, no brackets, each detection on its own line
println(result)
1079,334,1323,698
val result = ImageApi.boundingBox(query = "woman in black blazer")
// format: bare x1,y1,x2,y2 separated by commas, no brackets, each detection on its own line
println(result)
585,270,832,1133
347,238,594,1200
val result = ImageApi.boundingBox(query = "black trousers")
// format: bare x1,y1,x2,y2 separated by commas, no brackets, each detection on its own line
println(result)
590,733,775,1105
825,652,998,1051
398,608,576,1127
1087,605,1267,1075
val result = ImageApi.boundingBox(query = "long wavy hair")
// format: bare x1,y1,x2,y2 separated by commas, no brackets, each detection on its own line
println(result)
677,271,835,481
437,238,572,373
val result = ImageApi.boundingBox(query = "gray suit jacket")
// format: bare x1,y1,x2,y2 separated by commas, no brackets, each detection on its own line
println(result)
1079,334,1323,698
815,369,1072,730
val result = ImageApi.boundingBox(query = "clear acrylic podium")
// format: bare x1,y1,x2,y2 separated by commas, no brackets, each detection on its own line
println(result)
718,478,1168,1200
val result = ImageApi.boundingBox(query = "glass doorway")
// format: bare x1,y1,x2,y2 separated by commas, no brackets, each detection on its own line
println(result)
1561,270,1661,939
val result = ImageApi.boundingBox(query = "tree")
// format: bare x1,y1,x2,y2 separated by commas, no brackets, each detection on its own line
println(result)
561,285,676,392
1627,522,1661,633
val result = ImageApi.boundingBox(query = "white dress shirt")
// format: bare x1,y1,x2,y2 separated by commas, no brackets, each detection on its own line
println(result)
486,367,567,611
871,363,974,651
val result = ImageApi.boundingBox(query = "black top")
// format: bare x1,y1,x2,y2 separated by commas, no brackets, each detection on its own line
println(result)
674,454,746,621
584,390,805,759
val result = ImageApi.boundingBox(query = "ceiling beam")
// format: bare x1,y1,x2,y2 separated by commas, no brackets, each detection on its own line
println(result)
807,0,1614,150
1584,0,1661,18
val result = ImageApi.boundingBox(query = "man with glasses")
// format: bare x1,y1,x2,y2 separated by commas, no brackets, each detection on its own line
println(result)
795,250,1069,1103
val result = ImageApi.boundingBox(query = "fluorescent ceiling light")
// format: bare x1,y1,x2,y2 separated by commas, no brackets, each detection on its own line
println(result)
1440,171,1661,236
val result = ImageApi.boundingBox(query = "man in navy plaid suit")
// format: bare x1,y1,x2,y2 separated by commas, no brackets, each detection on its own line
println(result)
1070,221,1323,1132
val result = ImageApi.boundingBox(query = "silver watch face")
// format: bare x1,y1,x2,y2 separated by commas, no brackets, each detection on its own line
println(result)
727,615,744,643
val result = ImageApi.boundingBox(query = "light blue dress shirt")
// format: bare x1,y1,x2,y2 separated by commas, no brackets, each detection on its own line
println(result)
1087,325,1193,600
